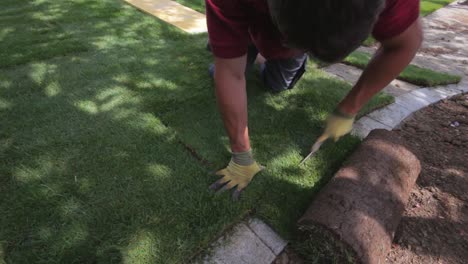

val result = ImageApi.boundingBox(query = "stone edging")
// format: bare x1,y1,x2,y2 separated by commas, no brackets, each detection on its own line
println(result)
201,218,287,264
352,82,468,139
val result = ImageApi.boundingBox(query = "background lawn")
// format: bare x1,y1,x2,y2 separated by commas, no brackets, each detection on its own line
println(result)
420,0,454,16
0,2,87,68
0,0,393,263
344,51,461,86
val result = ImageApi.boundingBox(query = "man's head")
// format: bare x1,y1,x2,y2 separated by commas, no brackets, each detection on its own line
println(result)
268,0,385,62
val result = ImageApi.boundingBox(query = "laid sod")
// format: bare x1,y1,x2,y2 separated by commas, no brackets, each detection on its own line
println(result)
174,0,205,13
0,0,393,263
343,51,461,86
421,0,454,16
0,1,247,263
0,1,87,68
159,66,394,237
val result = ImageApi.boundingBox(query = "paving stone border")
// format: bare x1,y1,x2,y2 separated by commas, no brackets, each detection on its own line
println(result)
202,218,287,264
324,63,420,96
352,82,468,139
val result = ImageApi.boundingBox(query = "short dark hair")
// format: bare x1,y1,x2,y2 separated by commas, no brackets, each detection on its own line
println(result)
268,0,385,62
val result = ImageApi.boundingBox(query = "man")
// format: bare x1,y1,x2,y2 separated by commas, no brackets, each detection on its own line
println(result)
207,0,423,199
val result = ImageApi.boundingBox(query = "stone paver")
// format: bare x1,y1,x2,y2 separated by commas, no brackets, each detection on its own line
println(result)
352,116,392,139
203,220,285,264
366,103,412,128
324,63,419,96
125,0,207,33
459,84,468,93
247,219,287,255
395,92,432,112
352,85,468,138
409,88,447,104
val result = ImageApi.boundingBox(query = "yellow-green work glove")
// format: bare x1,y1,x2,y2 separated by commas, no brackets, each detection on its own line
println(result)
210,150,264,200
323,109,356,141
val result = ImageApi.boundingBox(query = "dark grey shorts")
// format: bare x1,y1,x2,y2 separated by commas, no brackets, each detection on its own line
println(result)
247,46,307,93
208,43,307,93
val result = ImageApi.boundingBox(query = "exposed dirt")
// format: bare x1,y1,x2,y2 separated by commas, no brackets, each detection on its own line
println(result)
274,94,468,264
386,93,468,264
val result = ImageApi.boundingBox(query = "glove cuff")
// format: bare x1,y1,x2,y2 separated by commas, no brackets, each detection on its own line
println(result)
332,108,356,119
232,149,255,166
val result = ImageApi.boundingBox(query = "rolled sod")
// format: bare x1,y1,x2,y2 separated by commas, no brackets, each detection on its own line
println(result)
297,129,421,264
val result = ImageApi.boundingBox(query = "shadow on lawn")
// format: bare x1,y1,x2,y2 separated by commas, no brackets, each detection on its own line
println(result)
0,0,251,263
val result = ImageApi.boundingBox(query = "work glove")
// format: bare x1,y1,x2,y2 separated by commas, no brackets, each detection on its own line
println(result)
209,159,264,200
322,109,356,142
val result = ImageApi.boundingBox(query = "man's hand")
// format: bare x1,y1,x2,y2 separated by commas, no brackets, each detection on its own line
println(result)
210,160,264,200
322,110,356,142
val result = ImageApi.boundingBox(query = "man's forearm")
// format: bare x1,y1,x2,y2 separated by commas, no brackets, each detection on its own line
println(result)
214,56,251,152
338,19,423,114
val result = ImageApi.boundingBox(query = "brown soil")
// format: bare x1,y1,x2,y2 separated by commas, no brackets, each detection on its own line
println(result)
386,93,468,264
274,93,468,264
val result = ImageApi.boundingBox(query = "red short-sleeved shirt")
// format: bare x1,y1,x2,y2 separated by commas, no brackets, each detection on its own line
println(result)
206,0,420,59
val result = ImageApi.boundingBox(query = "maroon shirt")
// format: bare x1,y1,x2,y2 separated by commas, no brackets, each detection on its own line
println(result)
206,0,420,59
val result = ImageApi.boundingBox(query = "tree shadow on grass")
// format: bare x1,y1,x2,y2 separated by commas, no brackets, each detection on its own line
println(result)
0,57,251,262
0,0,252,263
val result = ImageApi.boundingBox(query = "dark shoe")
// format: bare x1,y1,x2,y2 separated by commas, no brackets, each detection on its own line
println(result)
209,63,215,79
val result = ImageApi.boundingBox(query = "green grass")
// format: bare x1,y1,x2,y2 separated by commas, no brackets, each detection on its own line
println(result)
0,2,87,68
343,51,461,86
0,0,394,263
175,0,205,13
421,0,454,16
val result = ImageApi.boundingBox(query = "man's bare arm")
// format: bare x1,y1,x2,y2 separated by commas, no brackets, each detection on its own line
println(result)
338,18,423,114
214,55,250,152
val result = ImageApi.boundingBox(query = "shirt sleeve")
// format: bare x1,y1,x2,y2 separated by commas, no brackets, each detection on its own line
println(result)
372,0,420,41
206,0,250,58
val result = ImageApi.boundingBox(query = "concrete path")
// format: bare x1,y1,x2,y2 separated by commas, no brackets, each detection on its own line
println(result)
124,0,207,33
